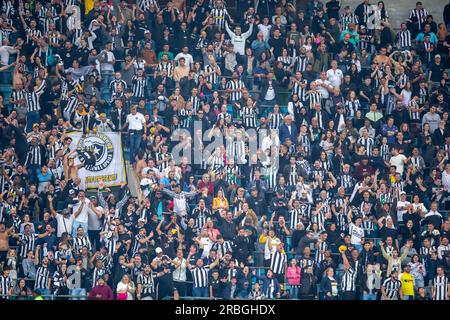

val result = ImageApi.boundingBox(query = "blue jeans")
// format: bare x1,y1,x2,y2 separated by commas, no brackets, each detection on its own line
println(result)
402,295,414,300
71,288,86,300
289,286,299,299
363,293,377,300
72,221,88,238
101,71,114,101
128,131,142,164
36,288,51,298
192,287,209,298
26,111,40,133
353,243,363,252
27,164,41,186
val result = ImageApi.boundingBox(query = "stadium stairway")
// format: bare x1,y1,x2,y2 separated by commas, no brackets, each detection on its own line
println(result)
125,160,140,197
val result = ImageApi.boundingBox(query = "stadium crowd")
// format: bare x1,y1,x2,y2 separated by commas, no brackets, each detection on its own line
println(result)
0,0,449,301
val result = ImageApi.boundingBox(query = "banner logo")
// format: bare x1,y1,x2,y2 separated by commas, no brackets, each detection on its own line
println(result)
76,133,114,172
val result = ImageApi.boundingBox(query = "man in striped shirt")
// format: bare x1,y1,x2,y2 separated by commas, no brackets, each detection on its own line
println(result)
0,268,13,299
34,249,52,296
432,266,449,300
409,2,429,32
186,251,220,298
381,270,403,300
270,243,287,284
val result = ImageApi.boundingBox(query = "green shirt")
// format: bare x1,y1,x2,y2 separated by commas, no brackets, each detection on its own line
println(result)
157,51,174,60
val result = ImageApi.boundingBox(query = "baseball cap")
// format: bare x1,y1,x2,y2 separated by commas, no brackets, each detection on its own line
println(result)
155,247,163,254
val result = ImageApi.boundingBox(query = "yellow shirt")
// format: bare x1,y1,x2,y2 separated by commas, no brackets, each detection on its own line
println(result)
400,273,415,296
85,0,94,14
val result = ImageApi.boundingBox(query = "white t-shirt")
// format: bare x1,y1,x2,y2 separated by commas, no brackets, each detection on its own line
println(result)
389,154,407,175
442,170,450,190
55,214,74,237
264,81,276,100
396,201,410,222
172,257,187,282
200,237,213,258
315,79,332,99
126,112,146,130
100,51,115,72
326,68,343,88
88,206,103,231
257,24,272,42
72,198,91,224
174,53,194,67
349,222,364,245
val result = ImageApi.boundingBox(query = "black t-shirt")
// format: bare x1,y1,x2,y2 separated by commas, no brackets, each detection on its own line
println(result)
155,264,175,294
378,226,398,241
429,63,444,82
210,278,222,298
268,37,286,59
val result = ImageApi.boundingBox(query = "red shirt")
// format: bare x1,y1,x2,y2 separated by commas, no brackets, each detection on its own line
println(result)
88,285,114,300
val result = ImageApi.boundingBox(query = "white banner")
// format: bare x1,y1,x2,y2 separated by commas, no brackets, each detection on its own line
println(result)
68,131,127,189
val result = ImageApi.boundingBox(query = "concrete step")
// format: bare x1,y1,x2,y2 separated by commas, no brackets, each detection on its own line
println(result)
125,161,139,197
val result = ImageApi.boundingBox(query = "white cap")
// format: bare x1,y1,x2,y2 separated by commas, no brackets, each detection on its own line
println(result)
155,247,163,254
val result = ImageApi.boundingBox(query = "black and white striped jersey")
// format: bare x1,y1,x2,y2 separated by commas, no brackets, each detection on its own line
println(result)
210,8,230,30
270,251,287,275
290,79,308,102
380,144,390,162
356,136,374,157
315,241,328,264
268,112,283,130
277,56,293,71
190,207,212,230
204,64,219,85
337,174,355,192
25,28,42,45
293,55,309,73
409,8,429,30
35,265,51,289
212,240,233,257
396,30,412,48
241,105,258,128
156,61,174,77
24,144,46,166
25,80,46,112
307,91,322,109
18,233,37,258
433,275,449,300
408,99,421,121
10,89,25,110
137,0,159,11
341,265,357,292
0,275,13,297
92,267,107,287
340,13,358,30
190,266,211,288
73,235,92,254
109,79,127,96
382,277,402,299
137,272,157,298
156,152,172,171
344,100,361,118
132,76,147,98
226,79,245,102
224,164,240,185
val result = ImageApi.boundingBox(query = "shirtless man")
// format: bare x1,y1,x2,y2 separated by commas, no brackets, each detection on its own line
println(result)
0,223,12,265
373,46,391,68
63,148,83,182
